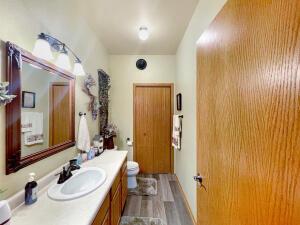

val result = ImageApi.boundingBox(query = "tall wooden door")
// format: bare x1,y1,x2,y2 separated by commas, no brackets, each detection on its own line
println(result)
49,83,71,146
196,0,300,225
134,84,173,174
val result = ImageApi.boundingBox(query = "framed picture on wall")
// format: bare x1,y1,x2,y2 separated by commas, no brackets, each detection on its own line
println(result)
176,93,182,111
22,91,36,108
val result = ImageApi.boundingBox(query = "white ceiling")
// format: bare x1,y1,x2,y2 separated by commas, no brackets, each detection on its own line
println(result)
80,0,199,55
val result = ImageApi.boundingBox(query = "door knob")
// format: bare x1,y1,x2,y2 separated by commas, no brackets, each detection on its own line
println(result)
194,174,207,191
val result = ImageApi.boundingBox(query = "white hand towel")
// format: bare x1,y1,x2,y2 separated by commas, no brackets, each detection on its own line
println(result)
21,112,33,133
172,115,181,150
77,115,91,152
24,112,44,145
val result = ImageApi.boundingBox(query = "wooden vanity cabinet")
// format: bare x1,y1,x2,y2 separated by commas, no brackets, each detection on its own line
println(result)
92,158,127,225
121,163,128,210
91,195,110,225
110,183,122,225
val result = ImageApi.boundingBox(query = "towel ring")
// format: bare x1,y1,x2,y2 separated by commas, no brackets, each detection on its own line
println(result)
79,112,86,116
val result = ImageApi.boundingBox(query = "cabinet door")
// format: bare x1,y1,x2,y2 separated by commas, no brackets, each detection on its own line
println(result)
101,210,110,225
121,172,128,210
111,184,121,225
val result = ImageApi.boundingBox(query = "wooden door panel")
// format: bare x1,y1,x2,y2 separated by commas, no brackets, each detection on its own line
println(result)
134,84,173,174
50,83,71,146
153,87,172,173
196,0,300,225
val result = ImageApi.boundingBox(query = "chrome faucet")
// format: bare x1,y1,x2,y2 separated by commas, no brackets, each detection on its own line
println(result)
56,159,80,184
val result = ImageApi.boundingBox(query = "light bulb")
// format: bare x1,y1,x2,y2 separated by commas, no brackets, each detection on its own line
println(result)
139,27,149,41
32,37,53,61
55,51,71,71
73,61,85,76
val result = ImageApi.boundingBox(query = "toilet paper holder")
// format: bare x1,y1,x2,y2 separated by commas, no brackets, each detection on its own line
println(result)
126,138,133,146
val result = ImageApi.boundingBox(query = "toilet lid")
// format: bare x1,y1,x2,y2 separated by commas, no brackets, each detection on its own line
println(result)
127,161,139,170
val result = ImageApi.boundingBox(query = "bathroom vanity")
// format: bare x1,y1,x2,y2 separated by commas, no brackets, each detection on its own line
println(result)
9,150,128,225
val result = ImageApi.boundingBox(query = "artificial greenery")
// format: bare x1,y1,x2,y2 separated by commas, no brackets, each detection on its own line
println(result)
0,82,16,106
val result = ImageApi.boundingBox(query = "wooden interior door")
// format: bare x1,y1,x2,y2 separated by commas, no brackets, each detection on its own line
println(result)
49,83,71,146
196,0,300,225
134,84,173,174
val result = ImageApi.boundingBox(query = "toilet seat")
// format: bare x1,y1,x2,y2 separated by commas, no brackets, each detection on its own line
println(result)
127,161,139,171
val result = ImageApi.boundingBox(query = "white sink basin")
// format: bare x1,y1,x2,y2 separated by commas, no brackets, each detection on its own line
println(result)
48,167,106,201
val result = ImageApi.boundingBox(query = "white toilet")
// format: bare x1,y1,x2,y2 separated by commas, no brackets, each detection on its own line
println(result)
127,161,139,189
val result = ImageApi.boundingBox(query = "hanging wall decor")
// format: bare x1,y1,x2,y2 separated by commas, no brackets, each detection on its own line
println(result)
82,74,99,120
0,82,16,106
98,69,111,135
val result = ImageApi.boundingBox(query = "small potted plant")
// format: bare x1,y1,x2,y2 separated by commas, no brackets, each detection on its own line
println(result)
103,123,118,150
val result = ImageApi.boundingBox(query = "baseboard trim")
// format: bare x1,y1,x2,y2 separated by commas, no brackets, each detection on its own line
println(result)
174,174,197,225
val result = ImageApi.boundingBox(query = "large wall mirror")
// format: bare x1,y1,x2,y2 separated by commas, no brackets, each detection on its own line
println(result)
6,42,75,174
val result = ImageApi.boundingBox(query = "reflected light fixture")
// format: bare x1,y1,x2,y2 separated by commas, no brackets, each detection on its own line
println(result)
73,58,85,76
139,27,149,41
32,33,85,76
32,33,54,61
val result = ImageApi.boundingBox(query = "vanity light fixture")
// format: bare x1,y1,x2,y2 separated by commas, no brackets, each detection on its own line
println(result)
73,58,85,76
32,33,85,76
55,44,71,71
32,33,54,61
138,27,149,41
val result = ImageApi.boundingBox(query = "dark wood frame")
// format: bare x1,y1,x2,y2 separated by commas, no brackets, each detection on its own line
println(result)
22,91,36,108
6,42,76,174
133,83,174,173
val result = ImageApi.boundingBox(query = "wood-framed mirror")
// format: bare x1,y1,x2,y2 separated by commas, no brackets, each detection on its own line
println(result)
6,42,75,174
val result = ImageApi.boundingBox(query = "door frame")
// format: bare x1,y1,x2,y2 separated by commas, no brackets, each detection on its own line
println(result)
133,83,174,173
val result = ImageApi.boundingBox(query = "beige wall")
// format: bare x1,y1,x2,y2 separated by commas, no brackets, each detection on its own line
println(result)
174,0,227,219
0,0,108,200
109,55,176,160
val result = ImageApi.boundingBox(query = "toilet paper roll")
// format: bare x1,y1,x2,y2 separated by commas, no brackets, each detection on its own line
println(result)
0,200,11,225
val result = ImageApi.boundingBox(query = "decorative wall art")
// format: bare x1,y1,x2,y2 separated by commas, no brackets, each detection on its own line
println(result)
98,69,111,135
82,74,100,120
22,91,36,108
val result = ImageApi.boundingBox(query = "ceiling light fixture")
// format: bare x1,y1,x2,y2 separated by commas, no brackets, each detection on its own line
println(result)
139,27,149,41
32,33,85,76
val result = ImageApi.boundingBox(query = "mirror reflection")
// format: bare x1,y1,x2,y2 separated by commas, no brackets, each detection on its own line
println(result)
21,62,71,157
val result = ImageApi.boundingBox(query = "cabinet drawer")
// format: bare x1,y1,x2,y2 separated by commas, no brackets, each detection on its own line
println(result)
92,194,110,225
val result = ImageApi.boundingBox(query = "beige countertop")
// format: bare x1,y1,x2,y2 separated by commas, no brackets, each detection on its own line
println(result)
10,150,128,225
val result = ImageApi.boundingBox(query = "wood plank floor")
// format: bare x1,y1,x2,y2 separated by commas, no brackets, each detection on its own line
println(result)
122,174,194,225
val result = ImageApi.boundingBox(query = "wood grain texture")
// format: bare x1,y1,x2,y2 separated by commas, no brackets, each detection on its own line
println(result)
121,169,128,210
91,195,110,225
111,183,122,225
133,84,174,174
196,0,300,225
101,210,110,225
49,83,71,146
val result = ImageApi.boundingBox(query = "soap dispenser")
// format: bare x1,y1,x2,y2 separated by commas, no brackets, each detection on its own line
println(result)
25,173,38,205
